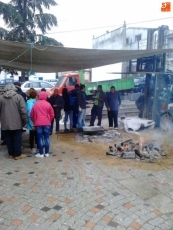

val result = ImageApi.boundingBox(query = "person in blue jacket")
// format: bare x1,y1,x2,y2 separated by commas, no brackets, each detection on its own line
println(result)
105,86,121,129
26,88,38,154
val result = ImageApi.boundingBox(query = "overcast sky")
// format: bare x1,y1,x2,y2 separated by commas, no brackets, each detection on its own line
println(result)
0,0,173,48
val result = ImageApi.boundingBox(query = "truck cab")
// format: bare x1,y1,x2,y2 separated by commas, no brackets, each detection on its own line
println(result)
48,73,81,96
47,71,134,97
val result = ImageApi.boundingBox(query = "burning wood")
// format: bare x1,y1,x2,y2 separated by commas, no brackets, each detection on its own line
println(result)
106,139,166,161
121,139,133,146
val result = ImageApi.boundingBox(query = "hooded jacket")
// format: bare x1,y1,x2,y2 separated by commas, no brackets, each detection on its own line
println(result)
0,84,27,130
26,98,37,130
31,92,54,126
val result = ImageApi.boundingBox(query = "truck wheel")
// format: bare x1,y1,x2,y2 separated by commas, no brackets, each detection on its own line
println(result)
160,113,173,131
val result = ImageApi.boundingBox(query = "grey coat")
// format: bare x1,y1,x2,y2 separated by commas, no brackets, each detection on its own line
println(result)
0,88,27,130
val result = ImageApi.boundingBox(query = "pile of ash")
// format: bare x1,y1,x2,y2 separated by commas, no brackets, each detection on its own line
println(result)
106,139,166,161
75,130,128,143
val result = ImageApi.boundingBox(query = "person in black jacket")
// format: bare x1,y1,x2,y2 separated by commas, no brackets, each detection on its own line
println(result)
14,82,27,133
48,89,64,134
14,82,26,102
89,85,105,127
69,84,80,128
62,88,73,132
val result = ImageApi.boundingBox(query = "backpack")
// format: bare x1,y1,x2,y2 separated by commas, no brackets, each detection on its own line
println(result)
69,94,75,107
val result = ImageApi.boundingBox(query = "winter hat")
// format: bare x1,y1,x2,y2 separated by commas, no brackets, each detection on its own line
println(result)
14,82,21,87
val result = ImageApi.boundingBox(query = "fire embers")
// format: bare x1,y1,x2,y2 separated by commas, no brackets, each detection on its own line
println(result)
106,140,166,161
75,130,125,144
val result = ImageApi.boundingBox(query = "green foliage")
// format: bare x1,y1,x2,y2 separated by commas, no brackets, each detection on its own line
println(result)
35,34,63,46
0,0,63,46
34,13,57,34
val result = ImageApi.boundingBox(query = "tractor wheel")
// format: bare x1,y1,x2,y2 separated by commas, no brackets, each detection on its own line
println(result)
160,113,173,131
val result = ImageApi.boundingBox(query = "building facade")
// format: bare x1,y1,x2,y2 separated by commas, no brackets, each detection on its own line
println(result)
92,24,173,80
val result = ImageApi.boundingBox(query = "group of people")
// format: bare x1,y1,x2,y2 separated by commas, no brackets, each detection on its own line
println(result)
0,81,121,160
0,83,54,159
69,84,121,130
48,84,88,133
90,85,121,129
47,83,121,132
49,84,87,133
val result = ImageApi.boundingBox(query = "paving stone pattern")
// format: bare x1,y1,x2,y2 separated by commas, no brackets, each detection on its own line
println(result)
0,135,173,230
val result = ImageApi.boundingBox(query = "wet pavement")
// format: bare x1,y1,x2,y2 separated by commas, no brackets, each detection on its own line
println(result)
0,132,173,230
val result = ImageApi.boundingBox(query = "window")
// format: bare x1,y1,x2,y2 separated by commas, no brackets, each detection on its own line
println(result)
55,76,65,87
24,83,30,88
65,77,77,87
41,82,53,88
135,34,141,42
31,82,40,88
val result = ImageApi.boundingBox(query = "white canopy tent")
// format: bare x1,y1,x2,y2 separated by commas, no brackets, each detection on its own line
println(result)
0,40,173,73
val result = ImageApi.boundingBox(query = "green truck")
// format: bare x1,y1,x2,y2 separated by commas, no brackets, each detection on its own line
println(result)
48,71,134,96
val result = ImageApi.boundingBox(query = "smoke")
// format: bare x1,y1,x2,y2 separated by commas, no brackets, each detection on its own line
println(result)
164,122,173,133
139,127,173,149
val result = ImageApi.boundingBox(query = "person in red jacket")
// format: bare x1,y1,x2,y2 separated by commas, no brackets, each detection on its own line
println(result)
31,92,54,158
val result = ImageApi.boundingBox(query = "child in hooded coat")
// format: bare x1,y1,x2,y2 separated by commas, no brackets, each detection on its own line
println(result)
31,92,54,158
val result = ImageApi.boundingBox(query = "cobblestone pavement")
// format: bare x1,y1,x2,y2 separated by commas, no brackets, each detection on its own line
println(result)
0,133,173,230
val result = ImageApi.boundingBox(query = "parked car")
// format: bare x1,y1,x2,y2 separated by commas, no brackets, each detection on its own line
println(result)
134,76,146,93
21,81,54,93
44,79,58,86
